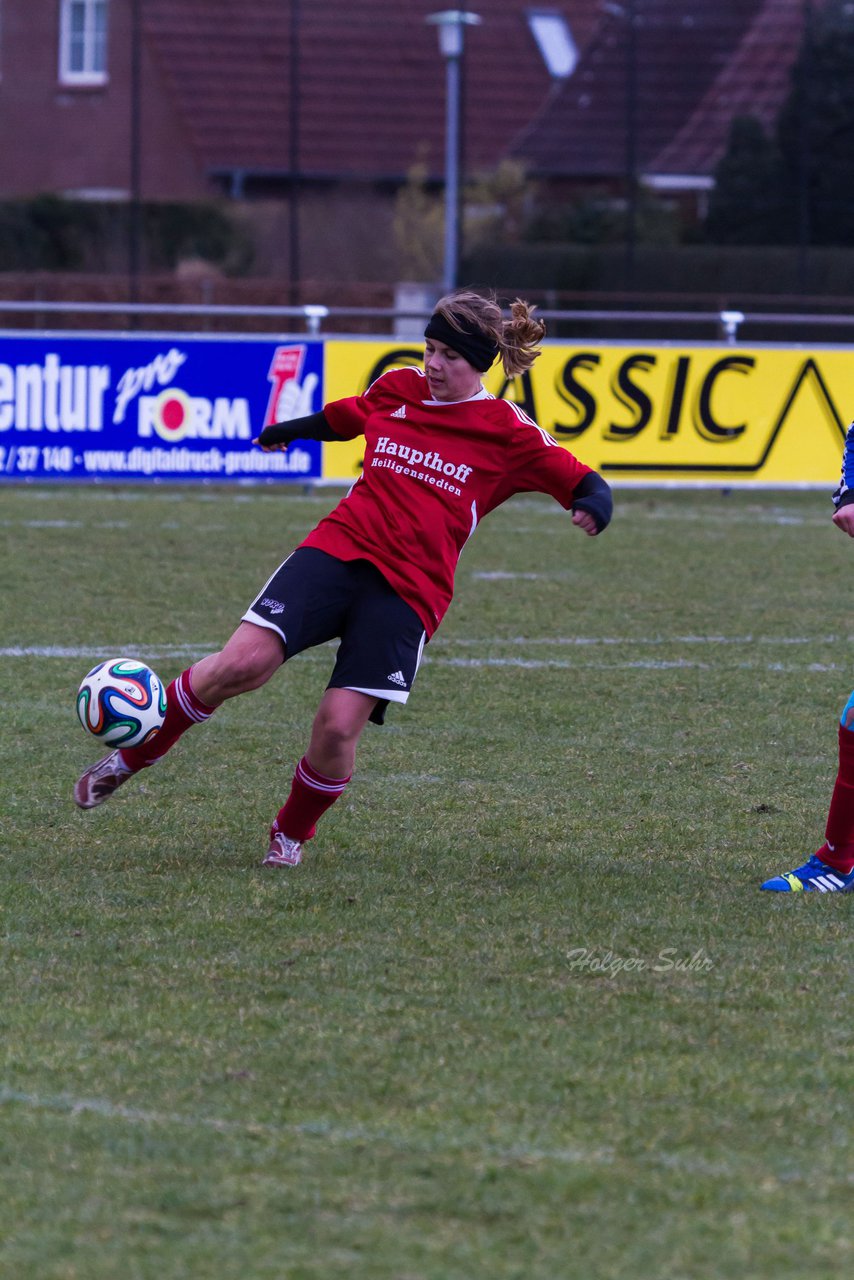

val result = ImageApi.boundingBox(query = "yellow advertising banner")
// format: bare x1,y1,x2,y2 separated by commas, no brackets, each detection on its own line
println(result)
321,339,854,485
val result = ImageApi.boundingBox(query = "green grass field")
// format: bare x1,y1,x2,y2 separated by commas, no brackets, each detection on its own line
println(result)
1,483,851,1280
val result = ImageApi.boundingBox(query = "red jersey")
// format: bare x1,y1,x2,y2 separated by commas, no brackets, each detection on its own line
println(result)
301,366,592,637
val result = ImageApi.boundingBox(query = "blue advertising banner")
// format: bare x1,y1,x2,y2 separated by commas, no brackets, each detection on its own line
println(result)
0,333,324,483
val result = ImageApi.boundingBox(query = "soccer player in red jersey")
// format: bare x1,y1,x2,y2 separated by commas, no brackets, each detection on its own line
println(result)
761,423,854,892
74,289,613,867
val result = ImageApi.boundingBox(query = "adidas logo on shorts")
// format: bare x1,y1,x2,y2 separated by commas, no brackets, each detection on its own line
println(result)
387,670,407,687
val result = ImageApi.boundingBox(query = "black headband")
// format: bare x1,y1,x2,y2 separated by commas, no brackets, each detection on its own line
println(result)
424,311,500,373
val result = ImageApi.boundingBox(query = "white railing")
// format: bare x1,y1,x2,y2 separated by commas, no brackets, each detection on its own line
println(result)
2,299,854,343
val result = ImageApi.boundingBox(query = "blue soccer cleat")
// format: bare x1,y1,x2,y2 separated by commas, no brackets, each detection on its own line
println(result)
761,853,854,893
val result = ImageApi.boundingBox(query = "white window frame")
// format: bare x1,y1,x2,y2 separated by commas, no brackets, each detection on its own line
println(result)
58,0,109,86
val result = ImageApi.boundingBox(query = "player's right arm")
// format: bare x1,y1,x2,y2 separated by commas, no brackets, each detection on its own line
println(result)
254,368,413,451
254,410,343,452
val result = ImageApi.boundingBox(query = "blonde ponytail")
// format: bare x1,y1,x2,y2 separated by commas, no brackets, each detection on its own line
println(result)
501,298,546,377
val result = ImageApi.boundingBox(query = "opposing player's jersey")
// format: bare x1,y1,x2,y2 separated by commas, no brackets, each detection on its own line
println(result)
833,420,854,509
301,366,593,636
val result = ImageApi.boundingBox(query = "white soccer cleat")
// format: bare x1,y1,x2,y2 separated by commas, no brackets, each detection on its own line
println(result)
74,751,133,810
262,831,304,867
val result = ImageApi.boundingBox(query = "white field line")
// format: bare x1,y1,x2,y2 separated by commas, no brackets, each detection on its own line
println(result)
0,645,213,659
1,636,851,676
434,658,847,672
2,1086,849,1185
495,497,833,526
3,490,324,507
2,494,831,528
435,635,846,647
472,571,553,580
615,509,830,527
1,635,850,659
0,518,135,530
1,518,275,532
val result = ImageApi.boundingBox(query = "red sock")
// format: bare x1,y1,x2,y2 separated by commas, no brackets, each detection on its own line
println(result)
273,755,351,843
822,724,854,873
118,667,216,771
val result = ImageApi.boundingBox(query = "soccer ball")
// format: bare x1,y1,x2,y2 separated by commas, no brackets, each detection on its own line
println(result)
76,658,167,748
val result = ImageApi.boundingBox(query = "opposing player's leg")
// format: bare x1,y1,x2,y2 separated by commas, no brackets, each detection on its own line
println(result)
74,622,284,810
760,856,854,893
761,689,854,892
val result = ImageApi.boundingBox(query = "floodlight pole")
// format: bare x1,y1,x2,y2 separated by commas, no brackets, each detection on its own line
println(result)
603,0,639,288
289,0,301,304
624,0,639,289
427,11,482,292
129,0,142,308
797,0,814,293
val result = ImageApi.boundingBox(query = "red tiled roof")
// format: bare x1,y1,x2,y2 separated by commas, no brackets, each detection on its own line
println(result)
509,0,778,179
142,1,600,183
141,1,807,192
648,0,805,178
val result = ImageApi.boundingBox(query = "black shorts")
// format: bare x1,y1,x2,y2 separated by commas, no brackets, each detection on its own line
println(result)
243,548,427,725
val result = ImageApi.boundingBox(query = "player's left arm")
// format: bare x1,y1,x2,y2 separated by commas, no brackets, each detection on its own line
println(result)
500,409,613,536
570,470,613,536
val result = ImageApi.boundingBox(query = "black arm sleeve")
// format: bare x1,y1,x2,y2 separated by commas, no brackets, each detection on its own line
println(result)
571,470,613,533
256,410,343,449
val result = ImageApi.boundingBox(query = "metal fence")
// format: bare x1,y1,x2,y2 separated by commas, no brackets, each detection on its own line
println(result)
2,299,854,345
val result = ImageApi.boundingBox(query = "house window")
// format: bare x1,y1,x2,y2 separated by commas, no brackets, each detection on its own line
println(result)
59,0,109,85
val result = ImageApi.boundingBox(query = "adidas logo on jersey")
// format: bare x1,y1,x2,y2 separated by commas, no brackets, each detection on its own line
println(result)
389,405,407,419
387,670,407,687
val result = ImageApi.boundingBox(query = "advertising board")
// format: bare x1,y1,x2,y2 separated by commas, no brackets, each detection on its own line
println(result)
0,333,324,483
321,339,854,486
2,331,850,486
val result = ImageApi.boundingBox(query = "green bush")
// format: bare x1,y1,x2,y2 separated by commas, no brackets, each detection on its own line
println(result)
0,195,103,270
0,197,253,274
140,202,254,273
462,242,854,299
708,2,854,247
525,190,680,249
